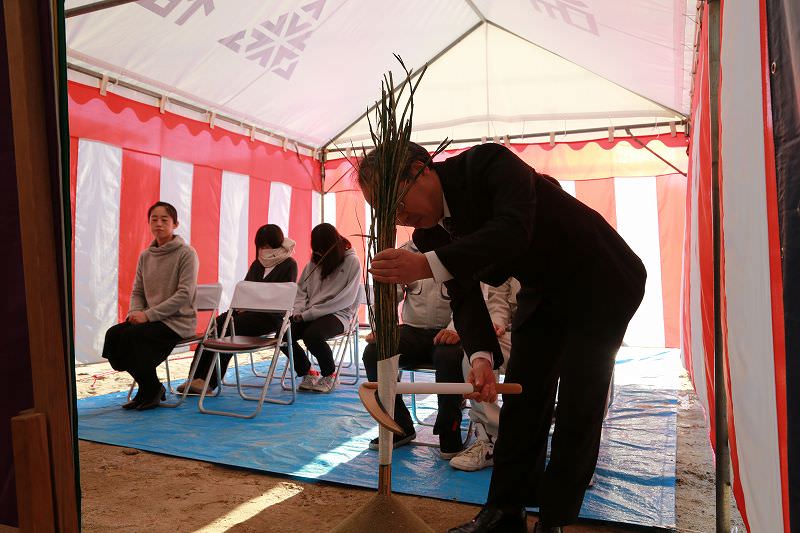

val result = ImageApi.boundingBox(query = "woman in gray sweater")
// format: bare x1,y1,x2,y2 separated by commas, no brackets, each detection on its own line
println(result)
286,223,361,393
102,202,198,410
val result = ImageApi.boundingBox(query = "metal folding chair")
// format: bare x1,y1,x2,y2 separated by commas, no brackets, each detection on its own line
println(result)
401,364,473,448
127,283,223,402
195,281,298,419
336,284,370,386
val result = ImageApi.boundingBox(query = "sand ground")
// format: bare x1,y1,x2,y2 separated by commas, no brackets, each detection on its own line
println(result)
75,349,745,532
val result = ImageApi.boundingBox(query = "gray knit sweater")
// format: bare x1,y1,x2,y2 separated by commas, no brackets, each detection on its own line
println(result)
294,248,362,329
129,235,198,338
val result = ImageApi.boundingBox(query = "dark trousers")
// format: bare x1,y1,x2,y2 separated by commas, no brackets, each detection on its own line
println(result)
282,314,344,377
191,310,282,388
486,298,634,526
362,324,465,437
102,321,181,398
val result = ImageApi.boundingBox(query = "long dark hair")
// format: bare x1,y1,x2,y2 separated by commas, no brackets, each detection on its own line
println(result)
310,223,351,280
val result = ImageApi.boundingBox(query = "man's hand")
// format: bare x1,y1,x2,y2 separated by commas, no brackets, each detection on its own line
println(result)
369,248,433,284
365,331,375,344
433,329,460,345
464,357,497,403
127,311,149,325
493,323,506,337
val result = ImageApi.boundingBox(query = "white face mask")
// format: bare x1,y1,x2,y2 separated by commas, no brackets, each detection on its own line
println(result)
257,238,295,269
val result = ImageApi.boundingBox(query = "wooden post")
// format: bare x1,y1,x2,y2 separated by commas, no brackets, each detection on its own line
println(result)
3,0,79,531
11,413,55,533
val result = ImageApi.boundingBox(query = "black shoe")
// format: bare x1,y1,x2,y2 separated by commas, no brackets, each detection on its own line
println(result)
448,506,527,533
122,389,143,410
368,431,416,450
136,385,166,411
121,398,140,410
532,522,562,533
439,430,464,460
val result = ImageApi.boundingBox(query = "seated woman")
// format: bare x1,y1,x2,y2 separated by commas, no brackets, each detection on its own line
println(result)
102,201,198,410
179,224,298,394
285,223,361,393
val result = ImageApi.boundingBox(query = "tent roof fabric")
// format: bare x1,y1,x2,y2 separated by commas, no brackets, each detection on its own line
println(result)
65,0,695,150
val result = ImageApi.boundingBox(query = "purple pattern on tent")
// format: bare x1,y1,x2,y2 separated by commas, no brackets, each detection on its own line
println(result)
529,0,599,36
138,0,216,27
217,0,326,80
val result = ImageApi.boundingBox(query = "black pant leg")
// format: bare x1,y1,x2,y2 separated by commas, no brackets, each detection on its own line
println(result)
125,321,181,397
539,326,624,526
431,343,465,436
362,339,415,435
297,314,344,377
487,306,565,511
102,322,134,370
191,312,229,387
282,320,311,376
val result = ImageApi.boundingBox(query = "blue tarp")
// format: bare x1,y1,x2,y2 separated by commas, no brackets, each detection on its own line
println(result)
78,347,679,529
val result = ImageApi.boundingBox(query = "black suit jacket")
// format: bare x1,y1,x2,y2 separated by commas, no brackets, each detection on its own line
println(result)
413,144,646,367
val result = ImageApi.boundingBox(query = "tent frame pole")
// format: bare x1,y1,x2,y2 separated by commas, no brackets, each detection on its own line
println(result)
707,1,732,532
624,128,687,176
324,119,686,154
322,21,483,151
65,0,139,18
319,150,327,222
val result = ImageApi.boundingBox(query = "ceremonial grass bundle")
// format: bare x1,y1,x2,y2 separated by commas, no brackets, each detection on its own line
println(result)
358,55,449,363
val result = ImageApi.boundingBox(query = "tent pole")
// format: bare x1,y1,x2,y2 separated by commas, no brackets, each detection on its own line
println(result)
624,128,687,176
320,150,327,223
65,0,138,18
66,62,318,154
707,1,731,532
326,119,686,154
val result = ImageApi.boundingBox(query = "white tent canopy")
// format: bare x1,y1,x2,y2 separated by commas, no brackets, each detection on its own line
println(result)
65,0,693,150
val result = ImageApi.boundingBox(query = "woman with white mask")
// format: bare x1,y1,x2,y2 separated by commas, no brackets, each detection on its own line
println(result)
178,224,298,394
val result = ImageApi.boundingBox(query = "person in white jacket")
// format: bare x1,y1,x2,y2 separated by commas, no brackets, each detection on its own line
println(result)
450,277,519,471
285,223,361,393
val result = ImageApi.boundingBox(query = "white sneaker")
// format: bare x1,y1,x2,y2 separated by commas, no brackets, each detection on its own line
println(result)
312,375,336,393
449,439,494,472
298,375,317,391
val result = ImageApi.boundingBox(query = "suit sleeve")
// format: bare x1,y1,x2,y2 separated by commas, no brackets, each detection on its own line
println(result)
414,226,503,369
434,145,536,283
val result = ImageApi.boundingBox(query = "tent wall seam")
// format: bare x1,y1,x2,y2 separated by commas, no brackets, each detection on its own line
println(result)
484,20,688,120
321,21,484,151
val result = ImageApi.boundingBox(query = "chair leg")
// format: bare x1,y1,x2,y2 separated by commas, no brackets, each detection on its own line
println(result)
337,331,362,386
163,357,176,395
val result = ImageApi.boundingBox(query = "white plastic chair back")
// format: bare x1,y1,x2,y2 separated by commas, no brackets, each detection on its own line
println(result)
230,281,297,313
196,283,223,311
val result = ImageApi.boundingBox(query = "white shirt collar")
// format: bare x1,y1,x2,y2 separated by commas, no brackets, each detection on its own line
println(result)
438,193,451,227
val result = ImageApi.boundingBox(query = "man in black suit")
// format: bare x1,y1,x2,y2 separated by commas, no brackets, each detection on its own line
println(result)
360,142,646,533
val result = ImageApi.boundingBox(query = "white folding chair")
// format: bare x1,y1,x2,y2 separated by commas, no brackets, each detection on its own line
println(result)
196,281,298,419
127,283,223,402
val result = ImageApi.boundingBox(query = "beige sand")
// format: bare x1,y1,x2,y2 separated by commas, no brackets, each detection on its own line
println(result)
76,351,745,532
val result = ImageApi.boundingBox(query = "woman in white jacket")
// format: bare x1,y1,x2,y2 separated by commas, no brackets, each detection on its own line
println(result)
287,223,361,393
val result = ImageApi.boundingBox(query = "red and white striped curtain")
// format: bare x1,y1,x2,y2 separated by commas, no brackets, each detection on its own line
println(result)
68,82,322,364
682,1,791,530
